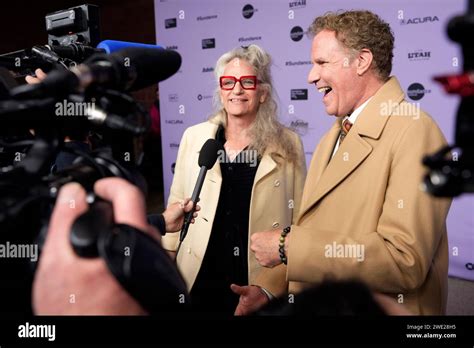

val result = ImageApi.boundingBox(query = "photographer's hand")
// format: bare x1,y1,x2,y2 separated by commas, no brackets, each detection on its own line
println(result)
33,178,154,315
162,198,200,232
231,284,270,316
25,68,47,84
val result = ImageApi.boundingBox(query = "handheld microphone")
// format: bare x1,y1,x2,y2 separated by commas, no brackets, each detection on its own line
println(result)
10,47,182,99
179,139,220,242
97,40,163,54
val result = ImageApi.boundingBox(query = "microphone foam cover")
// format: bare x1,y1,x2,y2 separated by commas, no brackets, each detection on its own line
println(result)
198,139,220,169
113,47,182,90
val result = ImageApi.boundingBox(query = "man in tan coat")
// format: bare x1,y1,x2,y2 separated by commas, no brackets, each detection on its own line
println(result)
251,10,452,315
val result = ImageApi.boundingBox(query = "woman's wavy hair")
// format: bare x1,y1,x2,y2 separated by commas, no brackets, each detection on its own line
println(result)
209,44,298,161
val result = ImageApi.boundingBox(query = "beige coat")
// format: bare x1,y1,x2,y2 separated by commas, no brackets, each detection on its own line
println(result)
162,121,306,296
287,77,452,315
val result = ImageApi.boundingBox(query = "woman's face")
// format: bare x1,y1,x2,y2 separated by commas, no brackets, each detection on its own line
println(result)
219,58,266,120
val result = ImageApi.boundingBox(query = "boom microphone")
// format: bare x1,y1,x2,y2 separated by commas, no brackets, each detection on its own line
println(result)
179,139,220,242
82,47,181,91
10,47,182,99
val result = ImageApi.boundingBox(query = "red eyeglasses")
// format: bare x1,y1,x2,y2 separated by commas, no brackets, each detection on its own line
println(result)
219,75,258,90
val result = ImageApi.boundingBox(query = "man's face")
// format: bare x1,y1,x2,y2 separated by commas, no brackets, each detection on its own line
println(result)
308,30,362,117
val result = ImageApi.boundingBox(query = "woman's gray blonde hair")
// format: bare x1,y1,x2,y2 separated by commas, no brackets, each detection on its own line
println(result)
209,44,298,161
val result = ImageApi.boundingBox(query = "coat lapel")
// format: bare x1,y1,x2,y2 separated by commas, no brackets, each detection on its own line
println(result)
299,121,340,209
254,151,277,185
201,122,280,187
300,133,372,216
297,77,405,220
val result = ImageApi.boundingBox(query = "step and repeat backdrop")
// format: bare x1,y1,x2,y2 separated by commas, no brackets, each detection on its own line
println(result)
154,0,472,280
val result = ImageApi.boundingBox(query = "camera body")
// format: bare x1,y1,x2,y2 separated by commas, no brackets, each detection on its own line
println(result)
423,2,474,197
46,4,100,48
0,4,101,77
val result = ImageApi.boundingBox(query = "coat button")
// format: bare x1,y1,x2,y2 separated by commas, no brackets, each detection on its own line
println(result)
274,180,280,187
272,222,280,228
187,248,191,254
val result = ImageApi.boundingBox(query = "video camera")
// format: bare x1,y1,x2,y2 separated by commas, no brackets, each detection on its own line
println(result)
0,4,102,77
423,0,474,197
0,4,186,314
46,4,100,48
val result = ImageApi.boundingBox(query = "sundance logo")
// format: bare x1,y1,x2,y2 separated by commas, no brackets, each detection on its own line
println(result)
290,89,308,100
197,94,212,101
407,83,431,101
238,36,262,42
197,14,218,21
290,26,304,41
165,18,177,29
242,4,256,19
400,16,439,25
285,60,312,67
202,38,216,49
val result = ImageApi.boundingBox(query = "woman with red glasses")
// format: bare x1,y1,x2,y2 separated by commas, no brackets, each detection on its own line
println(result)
161,44,306,316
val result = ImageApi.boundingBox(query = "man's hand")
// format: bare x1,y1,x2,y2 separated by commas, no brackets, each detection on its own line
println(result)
230,284,269,316
25,68,47,84
162,198,200,232
250,230,286,268
33,178,153,315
